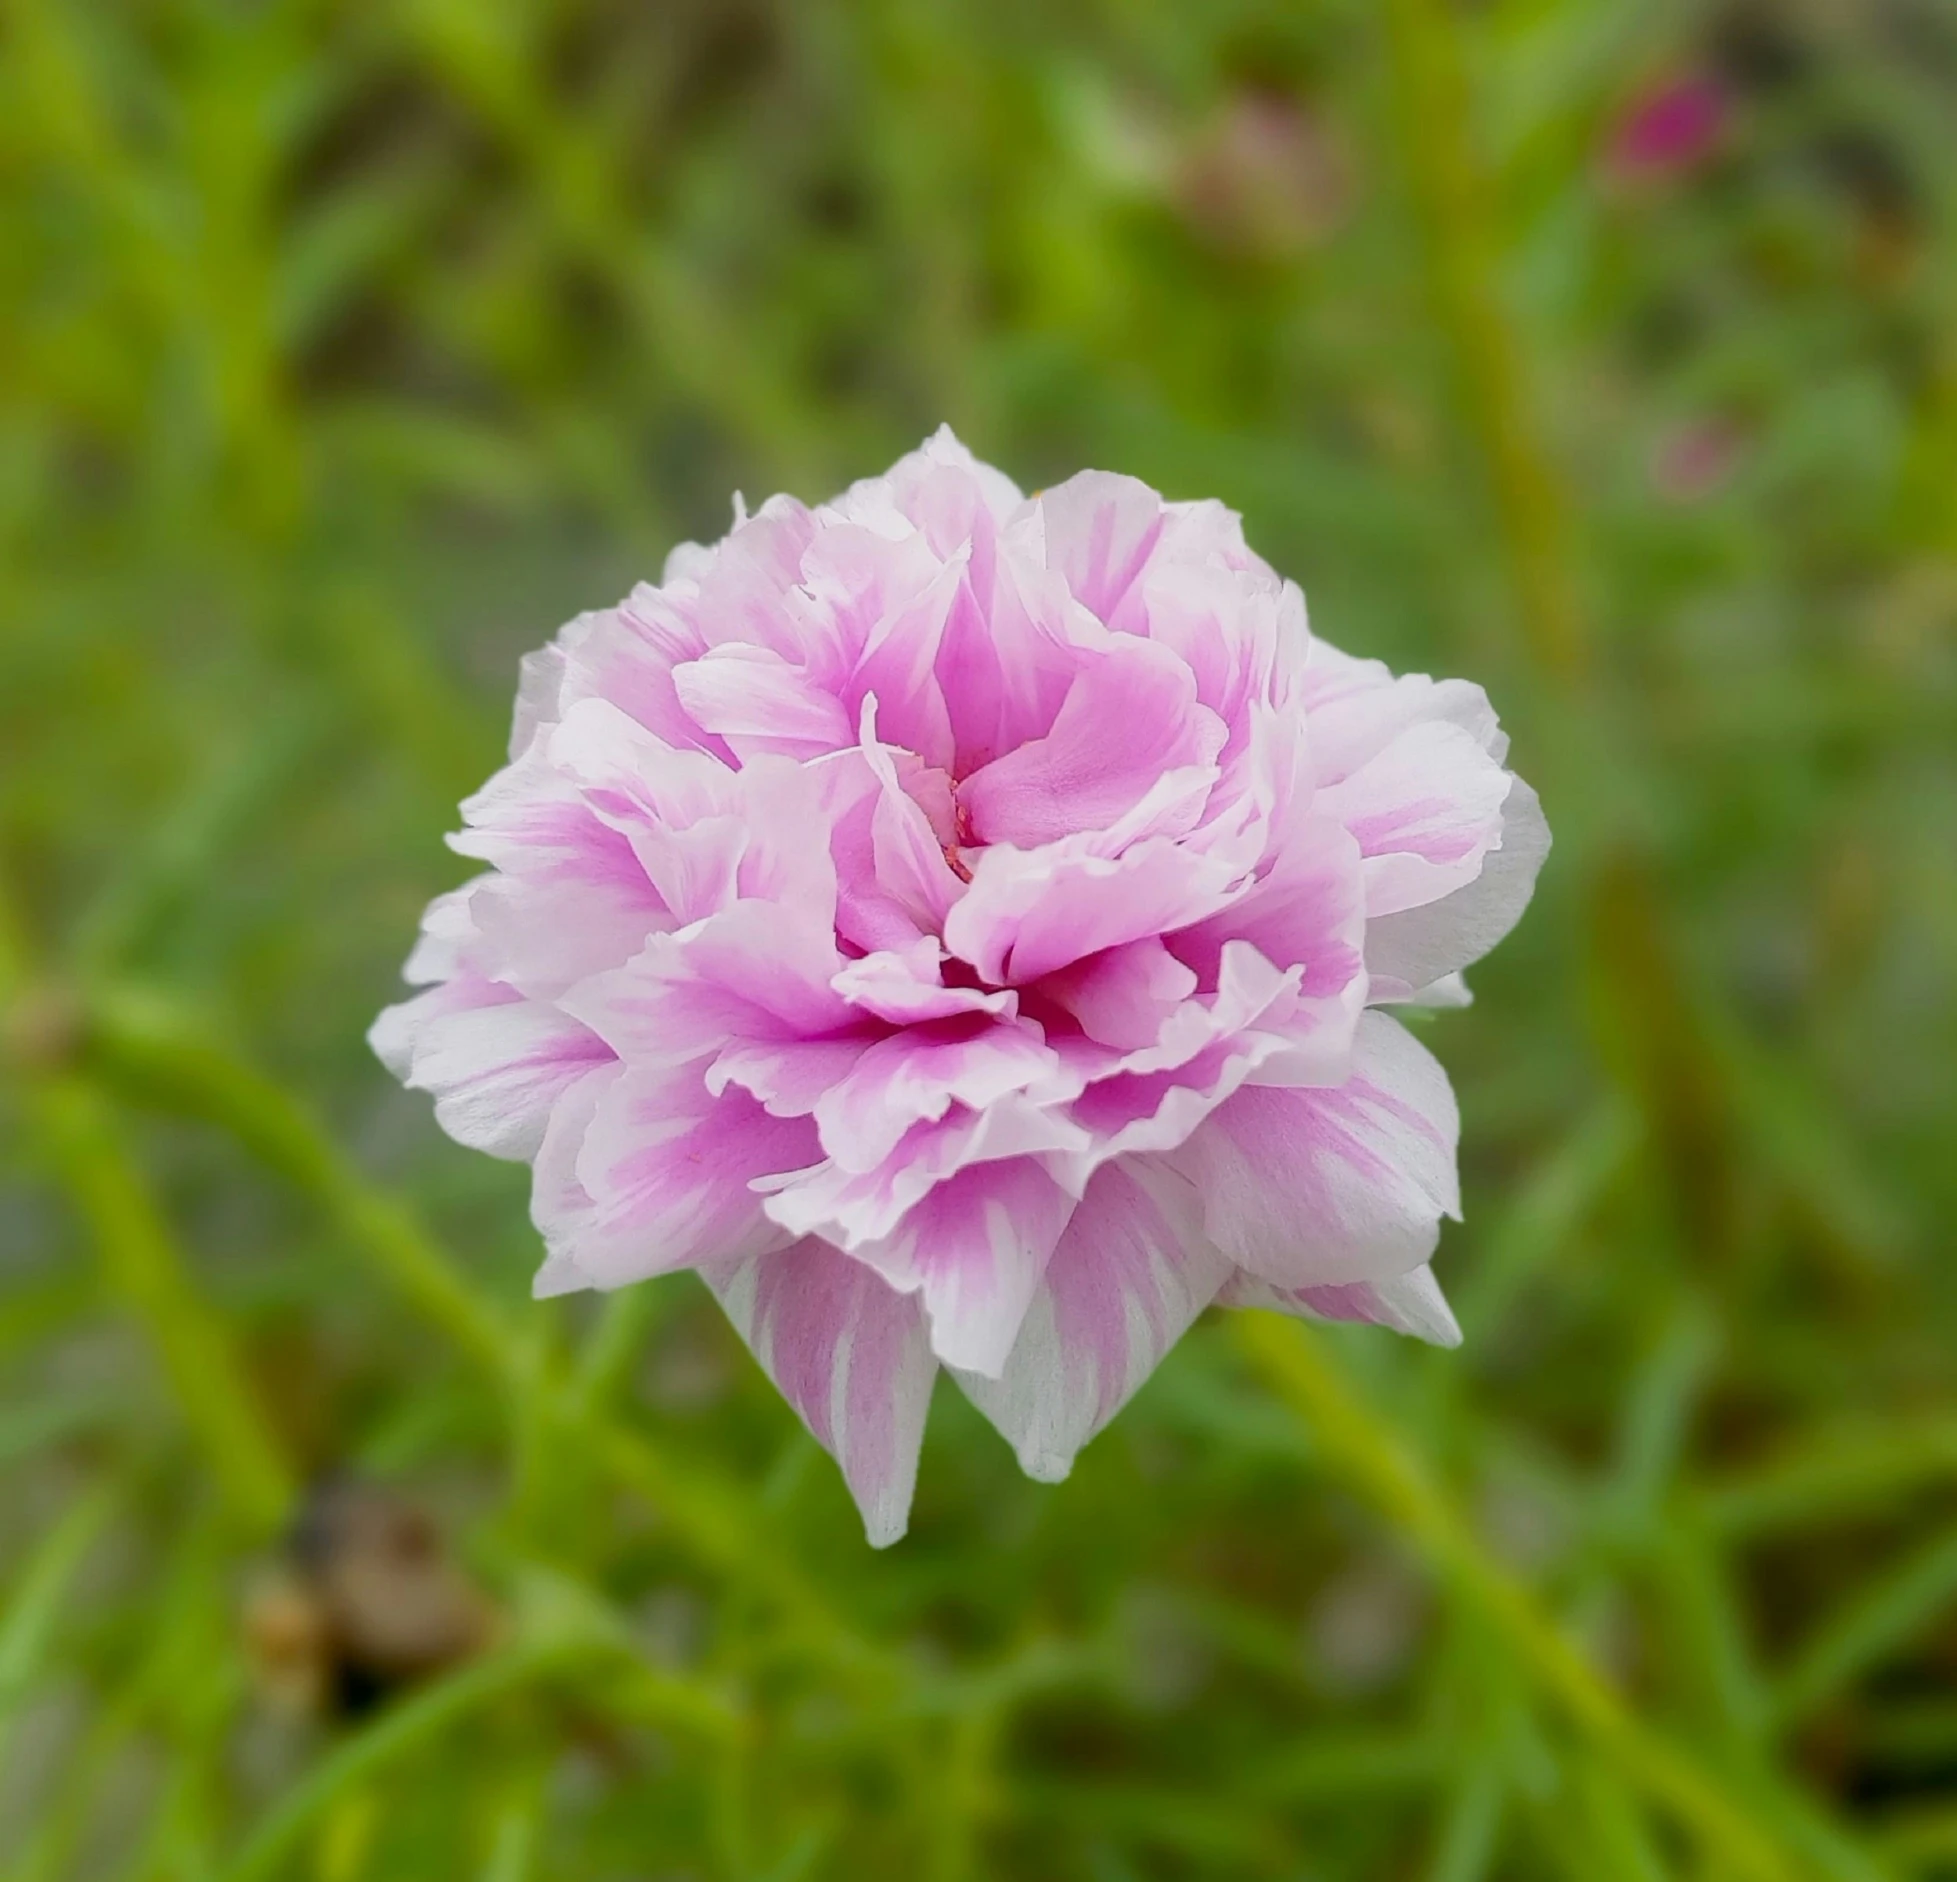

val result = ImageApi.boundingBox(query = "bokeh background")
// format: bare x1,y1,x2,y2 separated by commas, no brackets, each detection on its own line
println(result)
3,0,1955,1876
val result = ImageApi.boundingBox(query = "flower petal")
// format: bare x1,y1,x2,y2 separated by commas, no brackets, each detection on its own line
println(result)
958,639,1224,848
1036,471,1166,624
1167,1011,1460,1287
1313,718,1513,919
672,644,854,761
1041,938,1198,1050
563,1065,818,1286
1219,1262,1462,1347
1364,777,1550,995
702,1241,937,1547
372,981,613,1161
813,1017,1070,1175
849,1154,1080,1376
953,1159,1230,1480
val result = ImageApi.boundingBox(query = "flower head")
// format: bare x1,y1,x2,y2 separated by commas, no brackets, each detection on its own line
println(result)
373,429,1548,1543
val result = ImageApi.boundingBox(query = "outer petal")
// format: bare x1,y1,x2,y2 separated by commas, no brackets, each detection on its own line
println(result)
371,981,612,1161
701,1241,937,1547
1364,777,1550,996
528,1061,624,1296
1166,1011,1460,1288
953,1159,1230,1480
1219,1262,1462,1347
1302,645,1505,782
1314,718,1513,919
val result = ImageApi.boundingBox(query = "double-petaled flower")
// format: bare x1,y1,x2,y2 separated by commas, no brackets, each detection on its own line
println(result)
374,430,1547,1543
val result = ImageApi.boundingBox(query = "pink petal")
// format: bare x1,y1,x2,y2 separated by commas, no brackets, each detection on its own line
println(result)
763,1097,1090,1254
812,1017,1071,1175
1364,778,1550,995
372,982,613,1162
1166,1011,1460,1288
400,879,489,985
563,1064,819,1285
1169,814,1365,997
1314,718,1513,918
953,1159,1230,1479
509,641,567,757
528,1061,624,1295
1036,470,1166,624
1302,644,1504,783
849,1155,1080,1375
945,834,1241,986
934,541,1096,780
846,424,1024,555
1056,942,1315,1176
702,1240,937,1546
546,593,729,761
543,698,749,927
831,943,1018,1026
958,639,1225,848
672,644,854,761
1041,938,1198,1050
564,903,854,1068
856,701,965,934
1220,1262,1462,1347
451,746,664,915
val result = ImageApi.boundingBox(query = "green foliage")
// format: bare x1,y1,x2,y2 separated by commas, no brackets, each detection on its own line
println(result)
3,0,1955,1875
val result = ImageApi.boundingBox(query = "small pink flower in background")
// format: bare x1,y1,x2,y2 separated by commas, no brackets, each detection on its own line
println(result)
1608,74,1727,180
373,430,1547,1544
1651,416,1747,502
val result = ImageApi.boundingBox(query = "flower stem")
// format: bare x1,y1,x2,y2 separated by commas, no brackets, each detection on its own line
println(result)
1234,1314,1804,1882
32,1077,297,1536
2,878,293,1537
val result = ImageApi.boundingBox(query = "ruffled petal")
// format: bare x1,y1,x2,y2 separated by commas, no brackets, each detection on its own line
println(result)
672,644,855,761
554,1064,818,1286
959,638,1224,848
1036,471,1166,625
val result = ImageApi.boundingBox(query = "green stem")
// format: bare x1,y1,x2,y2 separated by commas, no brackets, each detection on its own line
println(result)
1383,0,1589,693
32,1077,295,1536
0,1484,120,1767
1234,1315,1803,1882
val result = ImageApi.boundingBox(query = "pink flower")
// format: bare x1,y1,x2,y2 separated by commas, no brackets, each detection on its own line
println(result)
372,430,1548,1544
1608,75,1727,180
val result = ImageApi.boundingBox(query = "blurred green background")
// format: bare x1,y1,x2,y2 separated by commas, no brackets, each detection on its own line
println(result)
3,0,1955,1877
